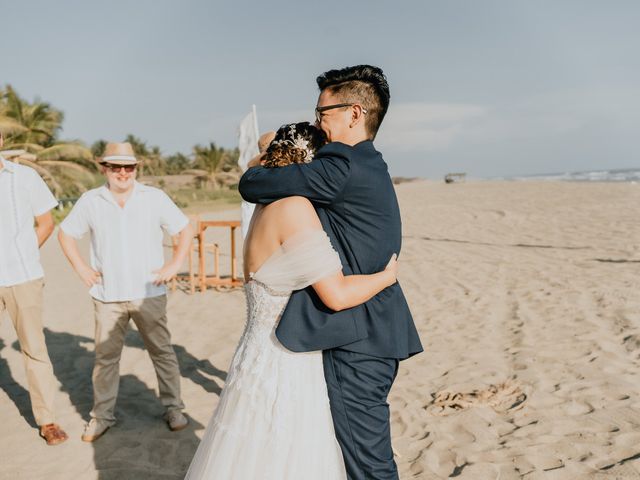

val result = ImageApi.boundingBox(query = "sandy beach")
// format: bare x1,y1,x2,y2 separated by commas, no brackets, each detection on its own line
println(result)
1,180,639,480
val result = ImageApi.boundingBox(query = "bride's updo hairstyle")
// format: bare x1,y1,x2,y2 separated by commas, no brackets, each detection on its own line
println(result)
262,122,327,168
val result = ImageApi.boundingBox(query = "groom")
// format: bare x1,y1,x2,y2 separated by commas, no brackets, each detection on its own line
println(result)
239,65,422,479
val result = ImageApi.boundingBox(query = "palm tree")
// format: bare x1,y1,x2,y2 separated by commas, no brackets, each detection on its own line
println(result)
90,139,108,158
185,142,240,189
0,85,63,148
0,85,95,197
165,152,190,174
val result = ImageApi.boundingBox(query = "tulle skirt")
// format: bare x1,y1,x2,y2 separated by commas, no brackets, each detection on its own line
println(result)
184,321,346,480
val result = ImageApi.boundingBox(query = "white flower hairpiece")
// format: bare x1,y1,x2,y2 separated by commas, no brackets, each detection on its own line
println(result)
272,124,314,162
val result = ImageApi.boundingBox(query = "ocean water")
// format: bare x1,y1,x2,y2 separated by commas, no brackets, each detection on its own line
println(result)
503,168,640,182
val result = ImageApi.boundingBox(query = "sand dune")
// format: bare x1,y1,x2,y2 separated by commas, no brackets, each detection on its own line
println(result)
1,180,639,479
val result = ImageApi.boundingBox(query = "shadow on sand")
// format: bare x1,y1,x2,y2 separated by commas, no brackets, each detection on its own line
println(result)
593,258,640,263
124,334,227,396
7,322,225,479
0,338,38,428
411,235,593,251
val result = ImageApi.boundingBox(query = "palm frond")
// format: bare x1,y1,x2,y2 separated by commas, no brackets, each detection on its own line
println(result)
0,149,37,161
3,86,25,124
3,142,45,153
0,116,28,135
39,160,95,180
37,143,93,162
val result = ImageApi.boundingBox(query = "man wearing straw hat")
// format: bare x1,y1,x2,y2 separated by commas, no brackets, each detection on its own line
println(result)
58,142,194,441
0,131,69,445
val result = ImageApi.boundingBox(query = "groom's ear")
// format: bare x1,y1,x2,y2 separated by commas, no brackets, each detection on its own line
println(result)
349,105,367,129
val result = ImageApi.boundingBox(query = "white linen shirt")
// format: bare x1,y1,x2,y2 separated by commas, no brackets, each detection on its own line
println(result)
0,158,59,287
60,181,188,302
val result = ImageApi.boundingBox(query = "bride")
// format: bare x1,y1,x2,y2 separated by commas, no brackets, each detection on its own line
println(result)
185,122,397,480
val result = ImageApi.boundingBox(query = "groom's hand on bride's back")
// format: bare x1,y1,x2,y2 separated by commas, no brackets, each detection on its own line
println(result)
246,131,276,169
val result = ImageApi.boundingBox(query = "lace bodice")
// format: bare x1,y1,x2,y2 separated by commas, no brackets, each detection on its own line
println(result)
242,279,290,341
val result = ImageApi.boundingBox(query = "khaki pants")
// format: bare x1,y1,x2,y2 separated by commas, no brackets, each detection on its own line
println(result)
91,294,184,422
0,278,57,426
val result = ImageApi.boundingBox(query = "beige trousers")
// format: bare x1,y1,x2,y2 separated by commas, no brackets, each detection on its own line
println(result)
91,294,184,422
0,278,57,426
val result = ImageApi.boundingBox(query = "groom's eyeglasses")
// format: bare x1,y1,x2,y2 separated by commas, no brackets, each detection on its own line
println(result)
315,103,368,123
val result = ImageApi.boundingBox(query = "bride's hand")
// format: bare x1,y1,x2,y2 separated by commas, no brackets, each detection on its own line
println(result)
247,152,266,168
384,253,398,286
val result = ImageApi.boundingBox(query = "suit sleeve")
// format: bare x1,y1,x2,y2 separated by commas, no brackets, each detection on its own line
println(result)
239,142,351,206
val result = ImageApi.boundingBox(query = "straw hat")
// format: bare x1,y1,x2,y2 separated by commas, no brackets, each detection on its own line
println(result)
99,142,138,165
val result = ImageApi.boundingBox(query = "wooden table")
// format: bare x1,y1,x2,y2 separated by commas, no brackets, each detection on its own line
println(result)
198,220,243,292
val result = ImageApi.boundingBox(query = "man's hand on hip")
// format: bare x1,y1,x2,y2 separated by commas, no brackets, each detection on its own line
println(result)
78,264,102,288
153,261,180,286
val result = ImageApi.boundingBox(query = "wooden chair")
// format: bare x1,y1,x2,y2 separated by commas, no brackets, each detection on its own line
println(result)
170,215,219,294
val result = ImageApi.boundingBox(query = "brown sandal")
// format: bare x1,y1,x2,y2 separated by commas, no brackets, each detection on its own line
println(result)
39,423,69,446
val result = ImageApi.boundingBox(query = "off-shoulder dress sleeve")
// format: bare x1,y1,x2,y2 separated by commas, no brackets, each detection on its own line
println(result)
252,229,342,292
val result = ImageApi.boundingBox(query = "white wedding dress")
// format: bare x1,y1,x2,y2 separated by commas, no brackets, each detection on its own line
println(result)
185,229,347,480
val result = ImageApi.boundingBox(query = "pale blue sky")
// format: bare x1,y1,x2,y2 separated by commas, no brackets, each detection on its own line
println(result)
2,0,638,178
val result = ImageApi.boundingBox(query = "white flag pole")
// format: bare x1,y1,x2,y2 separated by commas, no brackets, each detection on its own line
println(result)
252,104,259,141
239,105,260,239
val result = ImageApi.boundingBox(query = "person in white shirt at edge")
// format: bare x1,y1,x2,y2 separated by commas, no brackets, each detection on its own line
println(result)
57,142,194,442
0,131,69,445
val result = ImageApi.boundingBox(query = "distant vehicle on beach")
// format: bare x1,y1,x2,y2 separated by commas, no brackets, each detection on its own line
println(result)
444,173,466,184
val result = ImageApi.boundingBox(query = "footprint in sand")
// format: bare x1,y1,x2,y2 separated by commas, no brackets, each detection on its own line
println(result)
564,399,594,416
426,380,527,416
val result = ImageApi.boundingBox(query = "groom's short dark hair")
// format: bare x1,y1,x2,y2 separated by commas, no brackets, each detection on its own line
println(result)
317,65,390,140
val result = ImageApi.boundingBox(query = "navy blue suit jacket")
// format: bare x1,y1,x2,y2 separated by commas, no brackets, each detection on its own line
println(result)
239,140,423,360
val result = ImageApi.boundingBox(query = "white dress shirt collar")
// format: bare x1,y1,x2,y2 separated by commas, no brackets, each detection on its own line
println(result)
97,181,152,206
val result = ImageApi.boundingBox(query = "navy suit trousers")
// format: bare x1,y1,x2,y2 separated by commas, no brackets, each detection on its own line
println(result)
323,349,400,480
